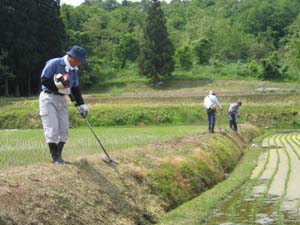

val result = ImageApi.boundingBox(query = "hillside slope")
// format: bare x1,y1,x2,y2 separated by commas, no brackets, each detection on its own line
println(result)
0,124,260,225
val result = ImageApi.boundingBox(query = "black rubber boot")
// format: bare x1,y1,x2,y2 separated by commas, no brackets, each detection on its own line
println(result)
48,143,58,162
209,125,213,133
57,142,68,164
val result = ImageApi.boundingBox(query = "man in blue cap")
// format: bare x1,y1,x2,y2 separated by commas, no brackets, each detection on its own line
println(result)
39,45,89,164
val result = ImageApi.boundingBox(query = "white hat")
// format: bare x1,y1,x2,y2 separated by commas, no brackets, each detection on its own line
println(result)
209,90,216,95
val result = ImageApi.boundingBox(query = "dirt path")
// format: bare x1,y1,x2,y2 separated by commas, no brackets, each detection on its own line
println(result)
205,133,300,225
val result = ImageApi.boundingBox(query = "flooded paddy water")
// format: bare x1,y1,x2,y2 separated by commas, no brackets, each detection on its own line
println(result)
204,133,300,225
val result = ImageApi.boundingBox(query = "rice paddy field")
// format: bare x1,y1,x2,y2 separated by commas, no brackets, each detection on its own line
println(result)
203,133,300,225
1,79,300,224
0,125,205,169
1,79,300,130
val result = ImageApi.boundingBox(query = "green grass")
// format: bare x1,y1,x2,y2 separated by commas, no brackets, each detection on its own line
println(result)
101,63,300,87
157,135,263,225
0,125,204,170
1,78,300,129
84,68,300,95
148,131,247,210
1,100,300,129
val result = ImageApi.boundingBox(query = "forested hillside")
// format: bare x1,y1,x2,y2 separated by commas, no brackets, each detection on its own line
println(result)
1,0,300,96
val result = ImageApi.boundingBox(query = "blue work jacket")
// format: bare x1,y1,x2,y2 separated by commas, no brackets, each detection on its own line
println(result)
41,56,80,92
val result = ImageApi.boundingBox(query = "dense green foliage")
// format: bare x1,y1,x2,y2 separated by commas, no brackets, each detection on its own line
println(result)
61,0,300,86
1,0,300,96
0,0,65,96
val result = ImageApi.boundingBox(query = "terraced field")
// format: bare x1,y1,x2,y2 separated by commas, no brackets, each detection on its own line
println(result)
205,133,300,225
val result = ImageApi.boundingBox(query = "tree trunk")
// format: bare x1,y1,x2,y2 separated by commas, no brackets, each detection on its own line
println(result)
27,74,31,96
15,83,20,97
4,75,9,97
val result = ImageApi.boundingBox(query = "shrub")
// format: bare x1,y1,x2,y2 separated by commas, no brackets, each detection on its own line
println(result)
194,38,211,65
291,120,300,128
175,46,193,70
261,52,287,80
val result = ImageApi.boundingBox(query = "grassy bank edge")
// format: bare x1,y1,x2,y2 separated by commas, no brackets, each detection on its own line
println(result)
157,133,268,225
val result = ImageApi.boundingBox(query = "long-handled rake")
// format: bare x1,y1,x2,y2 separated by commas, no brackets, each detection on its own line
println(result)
85,117,118,167
69,95,118,167
217,109,224,132
238,123,242,134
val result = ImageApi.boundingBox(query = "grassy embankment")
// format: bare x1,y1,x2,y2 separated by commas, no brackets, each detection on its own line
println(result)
0,124,260,225
157,133,268,225
0,79,300,129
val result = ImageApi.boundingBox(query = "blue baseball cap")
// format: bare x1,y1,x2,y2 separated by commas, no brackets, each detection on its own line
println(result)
66,45,86,63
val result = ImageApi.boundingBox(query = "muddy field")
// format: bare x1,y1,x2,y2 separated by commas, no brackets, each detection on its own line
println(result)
205,133,300,225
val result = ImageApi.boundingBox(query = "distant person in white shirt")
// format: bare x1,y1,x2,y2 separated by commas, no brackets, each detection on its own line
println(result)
228,100,242,132
203,90,222,133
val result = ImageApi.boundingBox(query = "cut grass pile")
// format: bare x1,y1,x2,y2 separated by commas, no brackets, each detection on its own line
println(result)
0,124,260,225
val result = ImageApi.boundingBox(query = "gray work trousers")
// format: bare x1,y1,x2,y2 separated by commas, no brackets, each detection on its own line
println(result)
39,91,69,143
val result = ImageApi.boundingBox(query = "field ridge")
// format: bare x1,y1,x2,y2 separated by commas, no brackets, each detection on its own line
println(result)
0,125,260,225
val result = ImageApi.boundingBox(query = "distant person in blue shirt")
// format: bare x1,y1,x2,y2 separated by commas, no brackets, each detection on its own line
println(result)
39,45,89,164
228,100,242,132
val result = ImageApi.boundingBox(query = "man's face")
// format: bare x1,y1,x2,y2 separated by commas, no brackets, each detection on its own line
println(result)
68,56,81,67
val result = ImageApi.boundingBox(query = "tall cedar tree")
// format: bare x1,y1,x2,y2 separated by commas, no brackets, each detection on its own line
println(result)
0,0,65,96
138,0,174,83
34,0,66,94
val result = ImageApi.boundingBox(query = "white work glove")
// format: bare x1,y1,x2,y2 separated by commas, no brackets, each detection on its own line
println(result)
77,104,89,118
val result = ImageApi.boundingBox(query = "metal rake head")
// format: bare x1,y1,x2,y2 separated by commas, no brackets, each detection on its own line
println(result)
101,155,118,168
